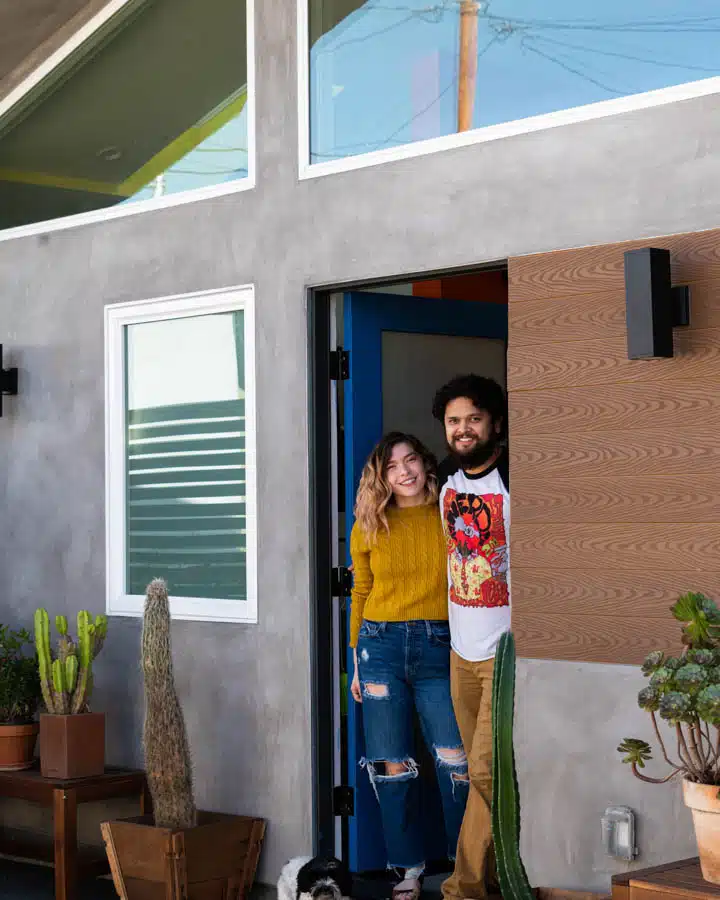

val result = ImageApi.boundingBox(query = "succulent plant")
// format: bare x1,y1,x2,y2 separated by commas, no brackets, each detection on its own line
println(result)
696,685,720,725
686,649,716,667
641,650,664,676
618,738,653,768
638,685,661,712
664,656,684,672
672,592,720,648
619,591,720,787
34,609,107,715
650,666,675,688
142,579,196,830
674,663,708,692
491,631,534,900
659,691,695,724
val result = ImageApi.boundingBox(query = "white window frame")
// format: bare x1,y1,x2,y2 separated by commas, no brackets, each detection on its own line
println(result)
105,285,258,623
297,0,720,180
0,0,256,245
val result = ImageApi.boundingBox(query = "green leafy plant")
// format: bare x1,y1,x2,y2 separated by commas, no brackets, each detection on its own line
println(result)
492,631,534,900
33,610,107,715
0,625,41,724
618,592,720,786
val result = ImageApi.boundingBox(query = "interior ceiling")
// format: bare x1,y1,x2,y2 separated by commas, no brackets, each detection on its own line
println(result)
0,0,107,101
0,0,247,185
309,0,365,46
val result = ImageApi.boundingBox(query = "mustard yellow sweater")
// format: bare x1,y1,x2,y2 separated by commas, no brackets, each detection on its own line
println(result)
349,503,448,648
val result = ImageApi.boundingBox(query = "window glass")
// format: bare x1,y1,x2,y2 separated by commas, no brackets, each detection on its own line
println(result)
124,312,247,603
0,0,249,230
309,0,720,164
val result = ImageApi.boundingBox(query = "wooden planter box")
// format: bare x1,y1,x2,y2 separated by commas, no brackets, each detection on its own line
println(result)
101,811,265,900
40,712,105,779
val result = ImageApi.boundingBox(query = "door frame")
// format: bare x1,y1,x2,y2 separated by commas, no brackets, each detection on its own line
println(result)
308,267,509,861
308,287,337,859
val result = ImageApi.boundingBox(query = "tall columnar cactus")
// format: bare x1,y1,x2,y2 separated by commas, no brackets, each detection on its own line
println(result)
491,631,534,900
33,609,107,715
142,579,196,830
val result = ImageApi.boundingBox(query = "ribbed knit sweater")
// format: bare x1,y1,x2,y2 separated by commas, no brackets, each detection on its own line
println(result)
349,502,448,648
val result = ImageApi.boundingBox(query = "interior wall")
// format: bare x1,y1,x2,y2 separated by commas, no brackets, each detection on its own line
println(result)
508,228,720,665
381,331,506,460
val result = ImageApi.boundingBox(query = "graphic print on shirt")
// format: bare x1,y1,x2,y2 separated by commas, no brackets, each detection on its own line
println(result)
442,489,509,608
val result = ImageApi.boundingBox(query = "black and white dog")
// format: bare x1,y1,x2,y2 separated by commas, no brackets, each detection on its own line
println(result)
277,856,353,900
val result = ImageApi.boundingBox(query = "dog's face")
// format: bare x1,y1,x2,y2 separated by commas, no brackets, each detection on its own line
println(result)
296,857,352,900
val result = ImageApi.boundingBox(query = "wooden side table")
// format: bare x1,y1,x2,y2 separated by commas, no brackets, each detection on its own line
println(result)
0,765,150,900
612,858,720,900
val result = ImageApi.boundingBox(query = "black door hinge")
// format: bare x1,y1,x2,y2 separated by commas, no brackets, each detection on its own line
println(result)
331,566,353,597
333,785,355,817
329,347,349,381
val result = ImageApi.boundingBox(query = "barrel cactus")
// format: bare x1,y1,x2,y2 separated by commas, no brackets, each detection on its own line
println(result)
33,609,107,715
142,578,196,830
491,630,534,900
618,591,720,786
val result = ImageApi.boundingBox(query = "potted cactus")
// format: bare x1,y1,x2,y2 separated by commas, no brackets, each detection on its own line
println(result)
491,630,534,900
618,591,720,885
34,609,108,778
101,579,265,900
0,624,42,770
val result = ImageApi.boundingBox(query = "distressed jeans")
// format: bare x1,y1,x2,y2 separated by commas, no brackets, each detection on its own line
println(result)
357,620,469,870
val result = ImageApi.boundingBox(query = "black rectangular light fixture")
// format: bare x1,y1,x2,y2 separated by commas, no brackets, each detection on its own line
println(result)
624,247,690,359
0,344,18,417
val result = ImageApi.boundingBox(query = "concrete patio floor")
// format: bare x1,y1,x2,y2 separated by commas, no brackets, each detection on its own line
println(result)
0,859,450,900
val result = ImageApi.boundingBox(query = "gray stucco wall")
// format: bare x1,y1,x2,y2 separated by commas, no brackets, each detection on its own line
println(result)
1,0,719,886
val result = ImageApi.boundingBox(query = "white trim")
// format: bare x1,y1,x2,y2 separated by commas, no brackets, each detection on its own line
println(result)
105,284,258,624
296,0,720,180
0,0,141,123
0,0,256,244
297,0,311,178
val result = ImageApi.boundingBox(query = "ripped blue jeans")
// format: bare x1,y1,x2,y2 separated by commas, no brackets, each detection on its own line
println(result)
357,620,468,870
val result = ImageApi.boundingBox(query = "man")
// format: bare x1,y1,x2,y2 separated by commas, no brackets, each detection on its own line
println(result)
433,374,510,900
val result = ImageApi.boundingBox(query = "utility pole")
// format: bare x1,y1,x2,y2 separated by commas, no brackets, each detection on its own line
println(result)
457,0,479,132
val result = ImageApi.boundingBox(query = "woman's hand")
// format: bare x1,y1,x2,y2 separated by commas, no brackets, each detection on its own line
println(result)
351,647,362,703
351,670,362,703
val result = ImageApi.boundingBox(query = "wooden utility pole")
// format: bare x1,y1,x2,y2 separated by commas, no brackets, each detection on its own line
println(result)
457,0,479,132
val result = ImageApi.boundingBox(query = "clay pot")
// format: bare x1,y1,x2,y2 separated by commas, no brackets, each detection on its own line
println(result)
0,723,39,771
683,779,720,884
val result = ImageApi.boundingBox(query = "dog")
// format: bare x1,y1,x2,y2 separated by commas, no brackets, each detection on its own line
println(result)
277,855,353,900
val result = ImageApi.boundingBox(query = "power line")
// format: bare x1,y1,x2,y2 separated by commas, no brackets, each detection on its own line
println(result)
520,37,625,95
526,33,720,73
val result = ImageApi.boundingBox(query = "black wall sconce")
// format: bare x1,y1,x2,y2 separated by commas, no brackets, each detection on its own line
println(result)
0,345,18,417
624,247,691,359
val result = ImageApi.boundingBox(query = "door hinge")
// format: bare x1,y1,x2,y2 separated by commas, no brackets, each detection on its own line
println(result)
333,785,355,817
331,566,353,597
329,347,349,381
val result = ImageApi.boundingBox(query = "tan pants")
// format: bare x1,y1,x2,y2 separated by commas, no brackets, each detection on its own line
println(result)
442,652,495,900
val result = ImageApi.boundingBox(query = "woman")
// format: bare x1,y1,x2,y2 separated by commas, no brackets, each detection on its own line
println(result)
350,432,468,900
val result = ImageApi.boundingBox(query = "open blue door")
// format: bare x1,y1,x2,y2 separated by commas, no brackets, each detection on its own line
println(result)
344,290,508,873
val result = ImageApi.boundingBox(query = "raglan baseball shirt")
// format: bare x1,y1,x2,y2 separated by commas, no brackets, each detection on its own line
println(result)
438,450,511,662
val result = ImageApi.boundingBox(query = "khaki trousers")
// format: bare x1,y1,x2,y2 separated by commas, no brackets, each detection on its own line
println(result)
442,651,495,900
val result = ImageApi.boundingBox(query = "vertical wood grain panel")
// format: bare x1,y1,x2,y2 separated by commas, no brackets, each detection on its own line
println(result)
508,228,720,664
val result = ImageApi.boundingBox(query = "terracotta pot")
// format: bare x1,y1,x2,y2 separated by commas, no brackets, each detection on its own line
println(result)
0,723,39,771
683,779,720,884
39,712,105,779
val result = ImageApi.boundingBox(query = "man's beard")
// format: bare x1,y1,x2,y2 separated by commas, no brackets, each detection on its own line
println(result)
448,432,500,470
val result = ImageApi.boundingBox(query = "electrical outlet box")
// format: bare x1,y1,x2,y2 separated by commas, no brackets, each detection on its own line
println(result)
602,806,638,861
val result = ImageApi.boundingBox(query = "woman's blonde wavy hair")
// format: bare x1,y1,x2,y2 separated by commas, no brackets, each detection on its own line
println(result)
354,432,439,542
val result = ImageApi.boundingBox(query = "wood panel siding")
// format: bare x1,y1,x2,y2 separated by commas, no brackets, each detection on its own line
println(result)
508,227,720,664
